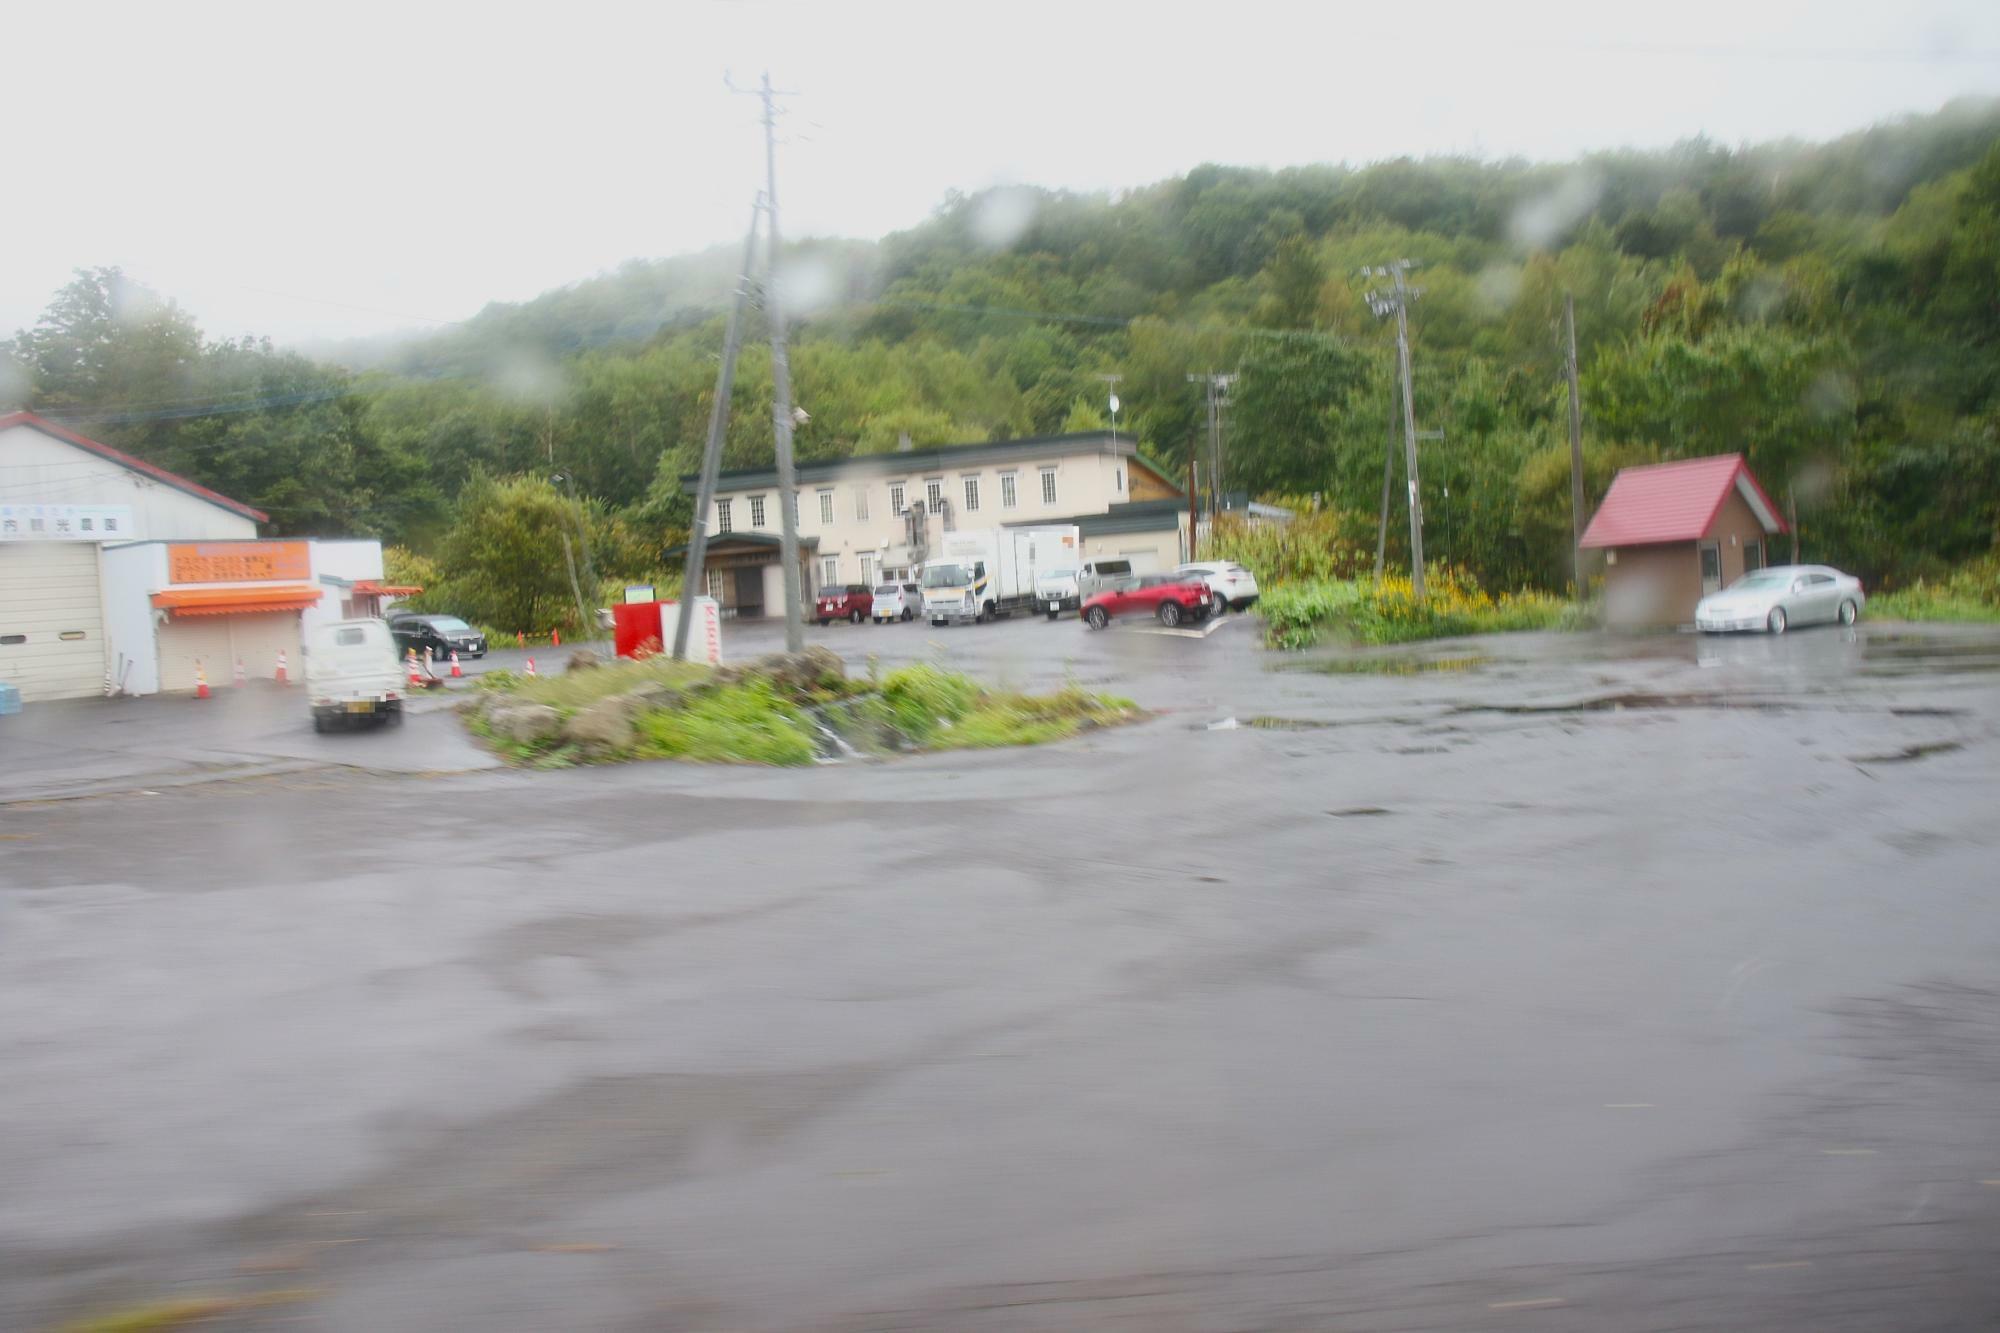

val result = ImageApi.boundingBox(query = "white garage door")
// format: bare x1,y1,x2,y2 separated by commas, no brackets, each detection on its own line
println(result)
0,543,107,701
157,612,302,693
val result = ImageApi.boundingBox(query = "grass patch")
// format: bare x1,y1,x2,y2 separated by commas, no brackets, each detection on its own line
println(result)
632,675,821,766
1259,569,1589,649
1870,558,2000,623
475,654,711,711
469,654,1139,767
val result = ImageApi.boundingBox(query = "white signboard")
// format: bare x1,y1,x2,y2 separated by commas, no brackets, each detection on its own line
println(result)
660,597,723,665
0,503,134,541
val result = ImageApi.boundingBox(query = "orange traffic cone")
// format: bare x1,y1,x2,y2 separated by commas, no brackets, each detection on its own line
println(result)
525,656,538,678
449,650,463,678
407,649,424,687
275,650,289,686
551,628,561,648
516,630,525,648
195,660,210,700
233,658,247,688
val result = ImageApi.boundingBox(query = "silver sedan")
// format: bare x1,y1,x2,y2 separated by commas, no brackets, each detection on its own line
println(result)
1694,564,1865,634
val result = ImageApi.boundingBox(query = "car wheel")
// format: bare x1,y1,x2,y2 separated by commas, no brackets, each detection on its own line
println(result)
312,713,330,734
816,618,829,627
1085,606,1109,630
902,608,913,622
1158,601,1184,628
1838,599,1858,626
850,609,863,624
1047,609,1058,621
385,706,404,727
1767,607,1787,635
1210,590,1227,616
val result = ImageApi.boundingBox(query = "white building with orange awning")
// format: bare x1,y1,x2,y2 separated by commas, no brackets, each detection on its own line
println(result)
100,538,396,696
2,410,392,700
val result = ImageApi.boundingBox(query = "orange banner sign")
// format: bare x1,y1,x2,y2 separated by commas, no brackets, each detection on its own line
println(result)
167,541,311,584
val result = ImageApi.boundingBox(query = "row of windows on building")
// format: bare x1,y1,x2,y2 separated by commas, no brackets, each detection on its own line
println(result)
715,467,1073,535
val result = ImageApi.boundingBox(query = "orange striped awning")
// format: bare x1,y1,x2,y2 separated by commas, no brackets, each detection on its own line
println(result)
151,585,324,616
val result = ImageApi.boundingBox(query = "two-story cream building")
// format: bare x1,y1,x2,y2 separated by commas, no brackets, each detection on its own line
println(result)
677,431,1188,618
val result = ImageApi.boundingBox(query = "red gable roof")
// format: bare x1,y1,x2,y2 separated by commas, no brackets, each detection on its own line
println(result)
0,410,268,524
1578,453,1784,549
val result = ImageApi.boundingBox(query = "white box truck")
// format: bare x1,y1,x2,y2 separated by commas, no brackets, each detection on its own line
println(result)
922,525,1080,625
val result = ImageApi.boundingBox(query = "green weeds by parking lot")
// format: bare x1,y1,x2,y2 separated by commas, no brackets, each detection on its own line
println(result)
467,653,1138,767
1869,558,2000,623
1258,569,1591,649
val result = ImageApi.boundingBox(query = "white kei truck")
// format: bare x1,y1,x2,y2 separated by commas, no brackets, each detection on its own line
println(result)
305,618,407,732
921,525,1079,625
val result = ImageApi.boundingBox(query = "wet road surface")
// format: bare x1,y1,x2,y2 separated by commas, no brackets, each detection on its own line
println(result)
3,620,1998,1330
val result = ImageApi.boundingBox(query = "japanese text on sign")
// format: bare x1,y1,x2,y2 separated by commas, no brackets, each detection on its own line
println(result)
167,541,311,584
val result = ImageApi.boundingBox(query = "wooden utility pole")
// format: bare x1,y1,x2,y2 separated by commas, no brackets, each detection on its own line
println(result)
755,72,805,652
559,530,589,640
1187,372,1237,518
1187,454,1199,562
1564,292,1586,598
673,197,762,661
1375,376,1396,579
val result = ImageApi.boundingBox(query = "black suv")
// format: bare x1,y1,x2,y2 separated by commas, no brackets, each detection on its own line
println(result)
388,613,487,660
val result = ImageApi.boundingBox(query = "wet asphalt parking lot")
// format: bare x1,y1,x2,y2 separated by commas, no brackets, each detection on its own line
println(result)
3,613,1998,1330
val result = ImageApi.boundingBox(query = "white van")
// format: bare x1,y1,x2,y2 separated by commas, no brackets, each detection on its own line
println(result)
305,618,406,733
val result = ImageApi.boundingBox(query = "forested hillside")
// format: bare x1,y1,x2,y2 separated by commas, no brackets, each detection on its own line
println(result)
7,98,1999,592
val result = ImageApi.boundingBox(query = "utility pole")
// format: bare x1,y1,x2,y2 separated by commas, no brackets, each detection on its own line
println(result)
1564,292,1586,599
551,471,601,635
750,71,805,652
1364,261,1426,597
559,530,589,640
674,196,763,661
1187,453,1199,562
1375,376,1396,578
1186,372,1237,518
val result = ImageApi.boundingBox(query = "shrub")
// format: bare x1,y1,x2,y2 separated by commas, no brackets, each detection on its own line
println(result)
1259,566,1583,648
1870,555,2000,622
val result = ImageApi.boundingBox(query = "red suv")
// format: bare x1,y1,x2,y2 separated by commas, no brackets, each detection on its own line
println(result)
815,584,875,625
1082,574,1212,629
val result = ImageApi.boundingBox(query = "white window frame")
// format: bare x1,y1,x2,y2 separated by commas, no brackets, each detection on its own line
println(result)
860,553,875,586
1000,472,1018,508
748,495,766,528
1040,468,1058,506
890,483,906,515
926,478,944,514
821,555,839,588
855,487,869,522
963,475,980,513
706,569,725,600
716,498,733,534
818,489,835,525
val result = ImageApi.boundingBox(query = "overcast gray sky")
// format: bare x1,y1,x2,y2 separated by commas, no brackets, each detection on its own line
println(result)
6,0,1999,346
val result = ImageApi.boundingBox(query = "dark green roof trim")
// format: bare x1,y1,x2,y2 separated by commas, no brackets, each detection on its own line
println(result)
661,531,819,559
681,431,1179,495
1073,498,1189,538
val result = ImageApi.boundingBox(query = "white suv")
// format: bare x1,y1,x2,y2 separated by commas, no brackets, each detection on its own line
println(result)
1175,561,1260,614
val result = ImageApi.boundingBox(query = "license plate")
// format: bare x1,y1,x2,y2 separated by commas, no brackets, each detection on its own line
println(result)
1047,601,1060,612
345,700,375,714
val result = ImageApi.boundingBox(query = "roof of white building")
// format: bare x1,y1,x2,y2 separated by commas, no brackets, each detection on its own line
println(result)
0,410,268,523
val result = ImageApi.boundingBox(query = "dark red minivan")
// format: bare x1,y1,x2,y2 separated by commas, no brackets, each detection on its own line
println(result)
815,584,875,625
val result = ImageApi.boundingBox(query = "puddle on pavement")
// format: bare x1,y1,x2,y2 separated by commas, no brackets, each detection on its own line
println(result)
1281,654,1490,677
1848,740,1966,765
1452,691,1796,716
1327,806,1393,817
1202,716,1341,732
